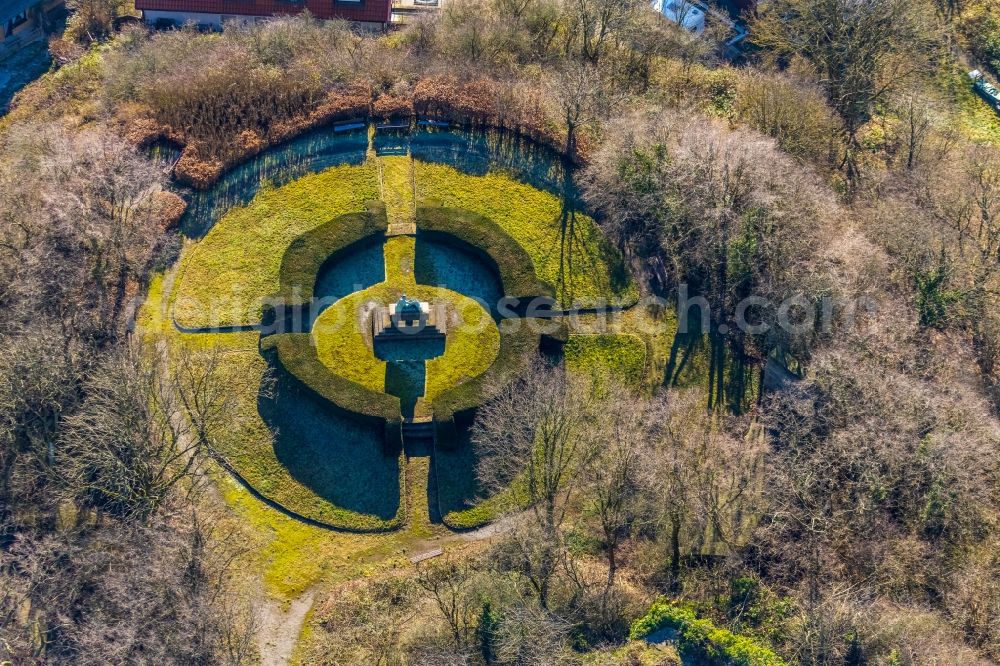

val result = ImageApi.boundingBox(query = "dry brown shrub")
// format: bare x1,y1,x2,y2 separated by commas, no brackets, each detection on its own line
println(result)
151,191,187,231
174,144,224,190
130,73,568,189
372,93,413,121
48,35,86,65
413,76,565,156
268,83,373,142
234,128,263,156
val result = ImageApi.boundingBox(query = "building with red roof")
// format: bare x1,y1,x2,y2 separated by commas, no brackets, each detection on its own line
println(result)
135,0,391,29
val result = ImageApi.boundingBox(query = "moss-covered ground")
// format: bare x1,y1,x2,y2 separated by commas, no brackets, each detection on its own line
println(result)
141,272,406,532
945,67,1000,144
414,161,639,308
311,284,500,404
172,163,379,328
311,233,501,405
565,333,648,386
380,154,416,228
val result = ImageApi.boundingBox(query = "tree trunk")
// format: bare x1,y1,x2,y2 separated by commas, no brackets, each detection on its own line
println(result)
669,516,682,584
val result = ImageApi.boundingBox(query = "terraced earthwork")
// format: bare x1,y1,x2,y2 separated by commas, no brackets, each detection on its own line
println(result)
141,124,671,534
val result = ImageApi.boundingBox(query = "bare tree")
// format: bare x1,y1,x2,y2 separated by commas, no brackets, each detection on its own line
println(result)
0,124,166,342
58,342,242,521
0,502,258,665
583,110,835,408
913,143,1000,406
733,70,843,167
547,61,625,159
568,0,645,65
580,382,650,607
416,555,481,651
641,389,763,583
491,603,575,666
751,0,939,184
756,347,999,612
60,344,202,520
0,331,85,522
473,362,590,608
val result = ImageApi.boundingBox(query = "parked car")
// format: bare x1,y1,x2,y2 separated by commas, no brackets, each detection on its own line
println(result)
970,69,1000,113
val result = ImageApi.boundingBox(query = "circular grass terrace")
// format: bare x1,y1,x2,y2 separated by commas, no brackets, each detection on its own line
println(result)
311,285,500,412
147,128,651,532
262,212,548,447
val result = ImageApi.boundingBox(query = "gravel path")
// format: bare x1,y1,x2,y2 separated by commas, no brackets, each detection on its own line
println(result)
257,592,315,666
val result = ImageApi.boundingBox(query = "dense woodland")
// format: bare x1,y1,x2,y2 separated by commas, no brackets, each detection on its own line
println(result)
3,0,1000,663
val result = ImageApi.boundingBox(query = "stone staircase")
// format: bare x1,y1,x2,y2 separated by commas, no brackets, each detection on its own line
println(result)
402,419,435,446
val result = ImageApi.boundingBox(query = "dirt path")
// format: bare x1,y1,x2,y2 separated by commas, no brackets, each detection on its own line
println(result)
257,591,315,666
253,510,515,666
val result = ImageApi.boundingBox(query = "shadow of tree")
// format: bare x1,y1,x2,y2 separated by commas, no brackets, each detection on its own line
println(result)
551,167,632,306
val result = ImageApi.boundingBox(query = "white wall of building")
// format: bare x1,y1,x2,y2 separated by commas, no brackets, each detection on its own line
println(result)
652,0,706,34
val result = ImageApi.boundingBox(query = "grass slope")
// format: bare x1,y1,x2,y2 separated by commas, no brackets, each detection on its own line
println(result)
152,152,650,534
310,282,501,402
141,273,405,532
945,68,1000,144
414,161,638,308
173,163,379,328
564,333,648,387
380,155,416,226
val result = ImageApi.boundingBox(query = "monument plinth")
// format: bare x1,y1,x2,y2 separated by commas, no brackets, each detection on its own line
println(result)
372,294,446,341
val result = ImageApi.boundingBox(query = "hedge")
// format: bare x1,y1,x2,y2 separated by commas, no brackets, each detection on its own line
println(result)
276,202,388,303
415,206,548,446
629,600,787,666
267,204,545,449
416,205,554,302
263,333,402,451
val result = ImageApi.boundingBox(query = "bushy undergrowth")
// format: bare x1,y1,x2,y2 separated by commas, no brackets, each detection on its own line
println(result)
629,600,787,666
104,21,362,154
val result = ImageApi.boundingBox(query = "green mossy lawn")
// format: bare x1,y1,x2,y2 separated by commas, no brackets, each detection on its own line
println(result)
152,153,653,533
172,163,379,328
139,280,405,531
564,334,648,386
309,283,501,402
414,161,638,309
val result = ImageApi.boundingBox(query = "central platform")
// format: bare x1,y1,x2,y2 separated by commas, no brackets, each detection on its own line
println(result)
372,295,446,341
